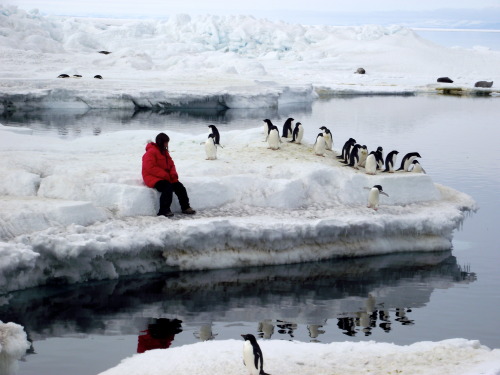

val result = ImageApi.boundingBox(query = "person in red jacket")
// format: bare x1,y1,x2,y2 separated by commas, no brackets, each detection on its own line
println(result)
142,133,196,217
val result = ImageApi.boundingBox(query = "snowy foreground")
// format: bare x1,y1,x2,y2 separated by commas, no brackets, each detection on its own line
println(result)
0,123,475,294
98,338,500,375
1,5,500,113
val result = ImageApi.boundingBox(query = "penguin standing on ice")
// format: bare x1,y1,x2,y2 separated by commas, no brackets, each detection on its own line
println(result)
358,145,368,167
347,144,361,169
281,118,294,138
410,159,426,173
241,334,270,375
319,126,333,150
376,146,384,169
365,151,378,175
208,125,222,147
266,125,281,150
383,150,399,173
397,152,422,171
365,185,389,210
289,122,304,144
205,133,217,160
313,133,327,156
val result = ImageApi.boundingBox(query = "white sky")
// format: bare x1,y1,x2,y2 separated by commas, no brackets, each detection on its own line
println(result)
5,0,500,18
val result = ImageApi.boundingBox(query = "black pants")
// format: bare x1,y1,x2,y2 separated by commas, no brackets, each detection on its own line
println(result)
154,180,190,214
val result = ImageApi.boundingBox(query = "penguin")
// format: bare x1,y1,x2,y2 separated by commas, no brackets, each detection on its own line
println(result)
73,74,82,78
98,50,112,55
383,150,399,173
57,74,70,78
208,125,222,147
341,138,357,164
313,133,327,156
397,152,422,171
337,138,356,160
365,185,389,210
205,133,217,160
319,126,333,150
410,159,426,174
358,145,368,167
281,118,294,138
94,75,103,79
347,144,361,169
376,146,384,169
365,152,378,175
289,122,304,144
241,334,270,375
266,125,281,150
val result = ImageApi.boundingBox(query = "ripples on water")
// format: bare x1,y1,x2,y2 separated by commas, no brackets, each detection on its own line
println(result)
2,94,499,374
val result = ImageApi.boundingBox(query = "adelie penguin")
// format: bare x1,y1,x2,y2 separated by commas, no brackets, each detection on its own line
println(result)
364,151,378,175
410,159,426,173
208,125,222,147
266,124,281,150
397,152,422,171
364,185,389,210
383,150,399,173
313,133,327,156
281,118,294,138
205,133,217,160
263,119,274,138
241,334,270,375
347,144,361,169
339,138,356,164
376,146,384,169
358,145,368,167
289,122,304,144
319,126,333,150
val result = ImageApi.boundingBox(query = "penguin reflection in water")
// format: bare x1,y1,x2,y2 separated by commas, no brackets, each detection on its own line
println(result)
241,334,271,375
364,185,389,210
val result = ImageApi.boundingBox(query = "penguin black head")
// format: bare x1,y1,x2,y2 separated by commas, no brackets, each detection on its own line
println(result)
412,160,420,164
374,185,384,191
317,133,323,137
241,334,258,343
208,133,215,139
377,146,383,152
295,122,301,126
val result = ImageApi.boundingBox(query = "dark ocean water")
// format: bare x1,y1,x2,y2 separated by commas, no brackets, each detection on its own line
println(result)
2,93,499,375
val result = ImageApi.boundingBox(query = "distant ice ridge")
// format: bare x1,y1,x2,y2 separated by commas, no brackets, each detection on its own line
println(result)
0,126,476,293
1,5,500,111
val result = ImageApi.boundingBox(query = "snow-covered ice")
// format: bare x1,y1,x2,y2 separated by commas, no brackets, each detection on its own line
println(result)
98,338,500,375
0,321,30,375
0,123,476,293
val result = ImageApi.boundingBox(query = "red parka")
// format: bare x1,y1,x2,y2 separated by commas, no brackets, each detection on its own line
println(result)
142,142,179,188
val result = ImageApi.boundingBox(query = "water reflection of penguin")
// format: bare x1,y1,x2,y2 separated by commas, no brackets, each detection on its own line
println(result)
337,317,356,336
137,318,182,353
276,320,297,337
258,320,275,339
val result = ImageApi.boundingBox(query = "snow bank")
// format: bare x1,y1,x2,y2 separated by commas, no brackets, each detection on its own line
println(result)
1,5,500,111
98,338,500,375
0,124,475,293
0,321,30,375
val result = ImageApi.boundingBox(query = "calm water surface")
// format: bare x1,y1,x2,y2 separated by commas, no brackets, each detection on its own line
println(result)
1,94,499,375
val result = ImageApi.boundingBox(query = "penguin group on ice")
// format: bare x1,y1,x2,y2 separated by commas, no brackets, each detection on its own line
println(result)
201,117,426,211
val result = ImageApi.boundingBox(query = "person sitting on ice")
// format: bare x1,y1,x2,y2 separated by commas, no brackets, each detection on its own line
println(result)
142,133,196,217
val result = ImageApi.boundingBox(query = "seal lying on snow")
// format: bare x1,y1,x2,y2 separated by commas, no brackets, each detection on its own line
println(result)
474,81,493,88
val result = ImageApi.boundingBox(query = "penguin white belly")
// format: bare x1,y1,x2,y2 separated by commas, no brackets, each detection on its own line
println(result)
359,150,368,167
411,163,426,173
243,341,260,375
313,137,326,156
296,127,304,144
368,188,380,209
205,139,217,160
365,154,377,175
404,156,417,171
267,129,280,150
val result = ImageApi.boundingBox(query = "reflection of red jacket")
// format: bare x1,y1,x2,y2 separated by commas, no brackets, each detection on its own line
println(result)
142,143,179,188
137,329,174,353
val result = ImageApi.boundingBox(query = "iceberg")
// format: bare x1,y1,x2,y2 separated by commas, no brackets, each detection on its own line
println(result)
0,125,476,293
